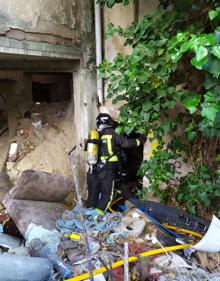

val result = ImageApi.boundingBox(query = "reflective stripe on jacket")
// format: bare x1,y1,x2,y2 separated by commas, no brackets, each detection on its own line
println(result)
98,128,141,164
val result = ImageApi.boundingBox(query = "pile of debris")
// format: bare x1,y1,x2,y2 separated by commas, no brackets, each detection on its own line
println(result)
1,170,220,281
52,204,220,281
5,102,75,183
1,203,220,280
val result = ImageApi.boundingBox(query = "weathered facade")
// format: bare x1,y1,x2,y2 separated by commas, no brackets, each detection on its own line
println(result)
0,0,97,192
0,0,81,48
0,0,160,192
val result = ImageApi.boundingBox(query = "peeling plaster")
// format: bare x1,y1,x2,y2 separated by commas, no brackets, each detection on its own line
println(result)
0,0,80,43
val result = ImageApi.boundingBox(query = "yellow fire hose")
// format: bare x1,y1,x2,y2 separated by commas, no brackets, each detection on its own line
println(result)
163,223,203,239
65,243,193,281
108,196,123,213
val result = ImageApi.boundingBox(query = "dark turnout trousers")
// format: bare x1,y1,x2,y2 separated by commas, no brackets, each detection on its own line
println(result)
87,169,115,211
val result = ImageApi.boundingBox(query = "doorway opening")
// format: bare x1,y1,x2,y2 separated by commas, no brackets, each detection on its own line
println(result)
32,73,72,103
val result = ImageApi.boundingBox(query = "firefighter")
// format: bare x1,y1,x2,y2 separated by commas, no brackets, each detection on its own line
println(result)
86,113,146,212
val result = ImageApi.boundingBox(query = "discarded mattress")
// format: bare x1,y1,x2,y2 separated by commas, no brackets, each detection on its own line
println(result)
3,194,67,235
3,170,73,236
8,169,73,202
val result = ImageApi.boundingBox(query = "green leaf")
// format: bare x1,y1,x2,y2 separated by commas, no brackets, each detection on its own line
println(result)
139,71,148,83
142,112,150,121
203,74,218,89
157,89,166,98
163,100,176,109
201,34,215,46
214,30,220,44
153,104,160,111
191,56,208,70
204,91,215,103
157,48,164,56
189,205,196,215
201,104,219,122
124,126,133,135
160,122,171,132
203,56,220,78
215,112,220,128
180,41,191,52
209,10,219,21
115,126,123,134
171,51,183,63
195,46,208,62
216,155,220,162
142,101,152,112
199,192,210,207
187,131,197,141
168,32,186,49
214,188,220,196
183,93,201,114
112,95,125,104
212,46,220,59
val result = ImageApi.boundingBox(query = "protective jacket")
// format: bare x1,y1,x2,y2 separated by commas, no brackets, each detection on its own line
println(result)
97,128,140,167
87,127,142,211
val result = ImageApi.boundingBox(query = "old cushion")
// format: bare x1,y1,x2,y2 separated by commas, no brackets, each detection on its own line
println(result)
3,193,67,235
9,170,74,202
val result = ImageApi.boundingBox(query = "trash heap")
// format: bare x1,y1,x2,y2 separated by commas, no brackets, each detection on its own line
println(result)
38,204,220,281
1,201,220,281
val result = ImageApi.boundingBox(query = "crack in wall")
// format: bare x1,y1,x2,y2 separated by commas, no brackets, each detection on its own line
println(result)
1,28,79,47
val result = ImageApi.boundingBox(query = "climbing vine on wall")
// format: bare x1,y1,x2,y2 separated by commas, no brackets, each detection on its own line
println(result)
99,0,220,217
97,0,131,8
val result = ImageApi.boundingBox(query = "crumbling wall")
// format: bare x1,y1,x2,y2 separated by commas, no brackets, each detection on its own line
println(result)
0,0,81,47
72,0,98,195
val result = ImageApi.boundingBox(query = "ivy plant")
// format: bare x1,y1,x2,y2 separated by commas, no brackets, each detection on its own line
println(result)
96,0,130,8
99,0,220,217
176,165,220,214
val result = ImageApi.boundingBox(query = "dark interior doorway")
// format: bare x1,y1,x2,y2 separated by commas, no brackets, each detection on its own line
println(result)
0,94,7,133
0,80,16,134
32,83,50,103
32,73,72,103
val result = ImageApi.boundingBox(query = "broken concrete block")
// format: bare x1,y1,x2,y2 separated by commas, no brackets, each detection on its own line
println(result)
6,162,16,171
7,169,19,184
114,211,146,238
8,142,19,162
